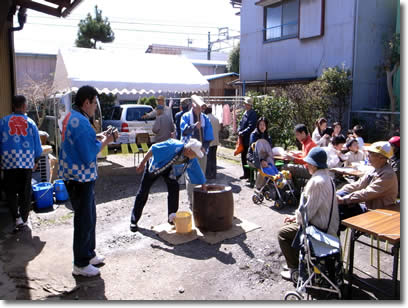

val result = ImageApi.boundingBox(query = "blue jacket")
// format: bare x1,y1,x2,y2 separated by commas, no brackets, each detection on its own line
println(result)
249,129,273,149
58,110,102,182
149,139,206,185
239,109,257,147
174,110,187,140
0,113,42,169
180,110,213,151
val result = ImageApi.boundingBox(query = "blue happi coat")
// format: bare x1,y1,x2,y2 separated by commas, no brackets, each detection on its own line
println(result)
58,109,102,182
180,110,213,152
0,113,42,169
149,139,206,185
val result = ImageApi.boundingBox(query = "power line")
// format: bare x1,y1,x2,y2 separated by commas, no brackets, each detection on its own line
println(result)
28,14,240,32
24,20,265,40
25,21,211,36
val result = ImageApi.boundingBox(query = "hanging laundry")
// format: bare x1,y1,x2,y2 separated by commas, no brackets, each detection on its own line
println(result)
214,103,223,123
222,104,232,126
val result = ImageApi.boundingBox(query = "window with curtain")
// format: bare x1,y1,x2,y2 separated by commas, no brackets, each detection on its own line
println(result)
264,0,299,42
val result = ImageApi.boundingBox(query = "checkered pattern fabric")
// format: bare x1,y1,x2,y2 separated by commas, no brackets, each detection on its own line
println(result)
1,149,35,169
58,160,98,183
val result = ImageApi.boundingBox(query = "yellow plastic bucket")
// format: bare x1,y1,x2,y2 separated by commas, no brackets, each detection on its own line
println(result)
175,211,192,234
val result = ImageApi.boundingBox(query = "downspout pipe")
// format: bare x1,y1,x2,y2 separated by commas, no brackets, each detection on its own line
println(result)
350,0,359,129
12,6,27,31
6,5,27,102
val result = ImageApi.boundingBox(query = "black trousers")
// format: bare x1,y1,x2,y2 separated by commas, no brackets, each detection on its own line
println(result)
206,145,217,179
3,168,32,223
131,162,179,225
241,145,249,177
65,180,97,267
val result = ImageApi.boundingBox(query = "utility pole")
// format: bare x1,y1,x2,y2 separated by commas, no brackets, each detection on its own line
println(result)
207,32,211,60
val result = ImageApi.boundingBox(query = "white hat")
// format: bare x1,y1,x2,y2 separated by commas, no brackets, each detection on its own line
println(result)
244,97,253,106
185,138,204,158
367,141,393,159
191,94,206,107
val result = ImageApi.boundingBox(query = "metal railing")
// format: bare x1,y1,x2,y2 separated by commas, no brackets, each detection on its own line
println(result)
264,21,298,41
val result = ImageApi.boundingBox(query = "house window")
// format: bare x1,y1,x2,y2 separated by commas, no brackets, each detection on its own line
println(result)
264,0,299,42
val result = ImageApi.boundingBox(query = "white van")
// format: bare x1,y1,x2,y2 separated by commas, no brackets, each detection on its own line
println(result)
102,104,155,144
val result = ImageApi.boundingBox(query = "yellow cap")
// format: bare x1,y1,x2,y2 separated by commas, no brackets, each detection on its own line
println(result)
367,141,393,159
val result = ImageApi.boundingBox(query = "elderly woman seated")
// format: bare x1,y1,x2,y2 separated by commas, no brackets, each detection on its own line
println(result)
278,147,339,280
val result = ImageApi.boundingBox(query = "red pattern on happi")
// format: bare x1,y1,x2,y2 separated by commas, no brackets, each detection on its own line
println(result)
61,112,71,142
8,116,28,136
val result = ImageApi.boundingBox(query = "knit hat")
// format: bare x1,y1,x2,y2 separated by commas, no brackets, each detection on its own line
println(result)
367,141,393,159
389,136,400,148
303,147,328,169
185,138,204,158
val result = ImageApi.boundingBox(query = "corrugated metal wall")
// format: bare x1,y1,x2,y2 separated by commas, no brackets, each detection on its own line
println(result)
0,18,13,117
15,54,57,89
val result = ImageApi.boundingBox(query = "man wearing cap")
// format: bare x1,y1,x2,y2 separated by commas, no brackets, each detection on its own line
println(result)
388,136,400,197
337,141,398,223
174,98,190,140
130,138,207,232
142,95,174,125
180,95,213,205
152,104,175,143
238,97,257,179
278,147,339,280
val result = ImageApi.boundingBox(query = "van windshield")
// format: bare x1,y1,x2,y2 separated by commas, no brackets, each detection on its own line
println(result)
126,107,152,121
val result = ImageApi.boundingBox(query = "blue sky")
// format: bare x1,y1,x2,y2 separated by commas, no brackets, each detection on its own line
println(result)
13,0,241,55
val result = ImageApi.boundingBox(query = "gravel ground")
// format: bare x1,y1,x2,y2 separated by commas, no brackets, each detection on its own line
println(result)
0,147,400,300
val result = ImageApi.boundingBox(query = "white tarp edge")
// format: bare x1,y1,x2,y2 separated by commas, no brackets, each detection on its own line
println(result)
53,47,209,94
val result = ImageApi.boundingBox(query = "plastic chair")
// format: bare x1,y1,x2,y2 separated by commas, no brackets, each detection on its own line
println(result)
121,143,129,154
244,164,257,188
130,143,139,165
140,143,149,153
100,145,108,158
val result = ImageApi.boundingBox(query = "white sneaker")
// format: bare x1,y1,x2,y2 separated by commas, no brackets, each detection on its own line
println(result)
72,264,100,277
89,255,105,266
15,217,24,227
281,268,297,281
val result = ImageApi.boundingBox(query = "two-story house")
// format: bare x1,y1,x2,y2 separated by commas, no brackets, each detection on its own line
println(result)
235,0,398,129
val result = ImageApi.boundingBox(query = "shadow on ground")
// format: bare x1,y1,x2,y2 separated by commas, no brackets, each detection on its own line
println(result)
0,223,46,300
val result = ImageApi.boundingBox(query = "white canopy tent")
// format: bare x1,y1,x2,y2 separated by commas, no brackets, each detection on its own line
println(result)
53,47,209,95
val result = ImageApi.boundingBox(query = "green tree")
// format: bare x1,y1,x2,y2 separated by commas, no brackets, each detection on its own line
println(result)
378,33,400,128
146,96,157,109
75,5,115,49
246,81,331,148
227,43,240,74
319,64,352,123
284,82,330,134
99,93,117,120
